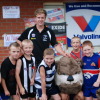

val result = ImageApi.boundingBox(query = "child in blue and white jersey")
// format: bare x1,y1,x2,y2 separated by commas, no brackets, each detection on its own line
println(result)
35,48,61,100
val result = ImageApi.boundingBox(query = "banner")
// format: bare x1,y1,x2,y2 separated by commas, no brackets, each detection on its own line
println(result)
2,6,20,18
46,8,64,22
66,2,100,47
4,34,20,47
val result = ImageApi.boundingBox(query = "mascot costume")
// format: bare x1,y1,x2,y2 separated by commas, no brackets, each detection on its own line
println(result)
55,56,83,95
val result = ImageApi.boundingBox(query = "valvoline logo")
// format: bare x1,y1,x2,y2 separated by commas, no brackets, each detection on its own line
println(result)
72,16,100,32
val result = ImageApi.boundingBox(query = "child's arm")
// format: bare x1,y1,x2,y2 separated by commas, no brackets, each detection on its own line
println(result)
30,67,36,85
40,66,47,100
16,59,25,95
93,58,100,87
1,78,10,96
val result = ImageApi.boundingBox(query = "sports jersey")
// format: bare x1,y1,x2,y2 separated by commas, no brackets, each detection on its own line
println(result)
18,25,58,65
70,49,83,59
1,57,17,95
19,56,36,93
35,60,56,89
82,53,100,88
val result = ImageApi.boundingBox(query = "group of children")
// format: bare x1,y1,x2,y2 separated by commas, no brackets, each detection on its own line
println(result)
0,37,100,100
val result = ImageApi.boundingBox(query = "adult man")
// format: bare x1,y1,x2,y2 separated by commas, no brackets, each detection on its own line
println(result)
17,8,68,65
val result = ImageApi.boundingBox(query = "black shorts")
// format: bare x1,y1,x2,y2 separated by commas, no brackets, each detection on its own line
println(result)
8,86,16,95
20,92,36,99
36,84,60,98
20,86,36,99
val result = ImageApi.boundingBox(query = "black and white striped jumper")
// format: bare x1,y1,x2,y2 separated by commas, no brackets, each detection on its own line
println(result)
19,56,36,93
35,60,56,89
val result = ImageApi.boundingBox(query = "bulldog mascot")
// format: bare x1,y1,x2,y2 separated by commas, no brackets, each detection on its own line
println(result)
55,56,83,94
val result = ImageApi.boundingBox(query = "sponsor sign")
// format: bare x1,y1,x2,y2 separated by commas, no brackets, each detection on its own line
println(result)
66,2,100,46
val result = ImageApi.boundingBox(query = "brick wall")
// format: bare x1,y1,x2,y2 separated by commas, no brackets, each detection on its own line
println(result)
0,0,44,63
0,0,99,64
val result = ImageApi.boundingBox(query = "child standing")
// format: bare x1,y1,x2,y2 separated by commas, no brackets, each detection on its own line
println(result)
70,36,83,59
35,48,61,100
82,40,100,100
60,37,84,100
1,42,21,100
16,39,36,100
70,37,84,100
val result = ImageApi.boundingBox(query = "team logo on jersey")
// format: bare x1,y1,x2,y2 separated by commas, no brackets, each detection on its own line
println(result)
30,34,36,40
43,35,48,41
91,62,96,66
32,34,35,37
84,72,94,79
29,64,32,67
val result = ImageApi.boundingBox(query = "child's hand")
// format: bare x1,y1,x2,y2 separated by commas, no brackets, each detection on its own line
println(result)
30,78,34,85
5,90,10,96
93,81,100,87
20,87,25,95
41,94,47,100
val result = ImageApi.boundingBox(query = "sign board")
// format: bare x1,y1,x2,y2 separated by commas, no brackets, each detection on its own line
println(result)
66,2,100,47
2,6,20,18
4,34,20,47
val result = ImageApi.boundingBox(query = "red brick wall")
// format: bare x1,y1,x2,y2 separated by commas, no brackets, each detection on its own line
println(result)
0,0,44,63
0,0,99,64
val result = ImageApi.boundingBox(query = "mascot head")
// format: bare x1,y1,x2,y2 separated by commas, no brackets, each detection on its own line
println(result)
55,56,83,94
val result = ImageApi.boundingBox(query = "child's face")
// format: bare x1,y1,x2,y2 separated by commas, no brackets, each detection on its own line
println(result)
44,54,55,67
71,39,81,50
22,43,33,56
35,13,46,26
9,46,20,60
82,45,94,57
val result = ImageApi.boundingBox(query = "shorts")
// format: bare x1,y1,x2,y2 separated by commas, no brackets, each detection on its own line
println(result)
83,86,99,98
8,87,16,95
20,92,36,99
20,86,36,99
36,84,60,98
7,83,17,95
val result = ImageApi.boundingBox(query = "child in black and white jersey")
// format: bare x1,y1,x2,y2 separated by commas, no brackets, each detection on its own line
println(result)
16,39,36,100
